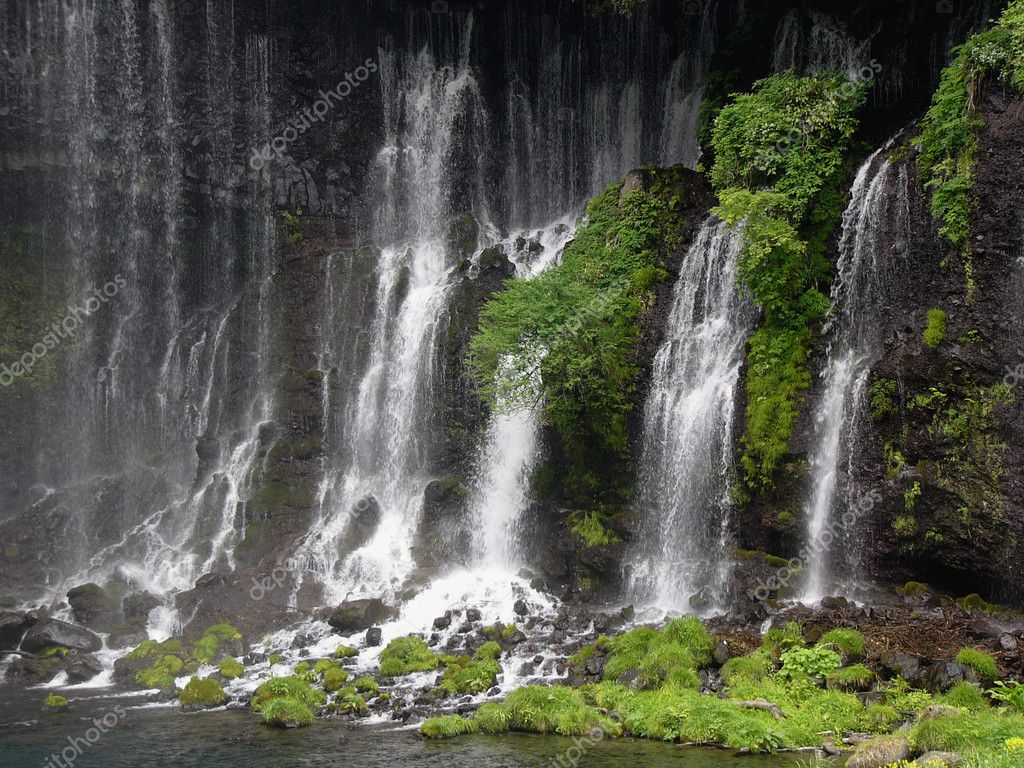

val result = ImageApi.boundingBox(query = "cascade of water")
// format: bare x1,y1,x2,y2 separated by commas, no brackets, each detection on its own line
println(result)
628,220,753,613
771,9,875,78
801,151,911,602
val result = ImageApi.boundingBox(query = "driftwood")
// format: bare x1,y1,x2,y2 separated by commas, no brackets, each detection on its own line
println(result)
734,698,784,720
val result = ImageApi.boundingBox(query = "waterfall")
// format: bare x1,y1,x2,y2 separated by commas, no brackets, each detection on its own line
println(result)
628,219,753,613
801,151,911,602
0,1,276,617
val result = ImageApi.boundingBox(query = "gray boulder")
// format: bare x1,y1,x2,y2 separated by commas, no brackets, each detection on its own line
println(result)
328,599,395,634
21,618,102,654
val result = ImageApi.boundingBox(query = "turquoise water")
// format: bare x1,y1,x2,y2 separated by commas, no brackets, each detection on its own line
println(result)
0,687,814,768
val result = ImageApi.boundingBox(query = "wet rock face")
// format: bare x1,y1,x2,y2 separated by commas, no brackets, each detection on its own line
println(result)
0,610,36,649
67,583,123,631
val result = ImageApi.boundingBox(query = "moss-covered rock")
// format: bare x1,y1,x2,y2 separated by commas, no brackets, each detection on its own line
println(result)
179,677,227,710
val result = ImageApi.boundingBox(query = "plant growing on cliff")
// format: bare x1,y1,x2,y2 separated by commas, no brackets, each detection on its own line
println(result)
923,309,948,349
917,0,1024,253
710,71,866,492
469,168,689,503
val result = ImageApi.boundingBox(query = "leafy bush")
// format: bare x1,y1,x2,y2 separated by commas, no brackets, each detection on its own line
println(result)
955,648,999,682
778,646,841,681
816,628,865,658
379,636,440,677
179,677,227,708
260,696,315,728
420,714,479,739
991,681,1024,713
923,309,948,350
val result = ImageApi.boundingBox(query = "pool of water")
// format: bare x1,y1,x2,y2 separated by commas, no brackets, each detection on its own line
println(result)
0,686,819,768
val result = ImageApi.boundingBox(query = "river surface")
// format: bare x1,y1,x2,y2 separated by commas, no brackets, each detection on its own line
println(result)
0,686,818,768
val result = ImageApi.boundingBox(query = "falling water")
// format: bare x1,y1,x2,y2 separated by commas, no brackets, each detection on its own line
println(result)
802,151,911,602
629,220,753,612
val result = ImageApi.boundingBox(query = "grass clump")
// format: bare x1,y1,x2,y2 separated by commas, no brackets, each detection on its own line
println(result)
440,656,501,696
218,658,243,679
761,622,805,659
322,667,349,693
251,675,325,714
826,664,874,692
942,681,989,712
332,686,368,715
179,677,227,709
721,649,774,685
475,641,501,661
601,617,715,688
136,654,184,689
816,628,865,659
334,644,358,659
379,635,440,677
910,705,1024,758
421,714,479,739
955,648,999,682
260,696,315,728
352,676,379,696
490,685,612,736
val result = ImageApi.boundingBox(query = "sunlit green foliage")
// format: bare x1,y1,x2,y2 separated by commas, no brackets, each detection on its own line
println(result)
379,636,440,677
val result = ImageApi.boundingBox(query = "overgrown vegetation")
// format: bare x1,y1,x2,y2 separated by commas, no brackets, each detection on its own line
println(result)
916,0,1024,253
469,167,693,504
379,636,441,677
710,71,866,492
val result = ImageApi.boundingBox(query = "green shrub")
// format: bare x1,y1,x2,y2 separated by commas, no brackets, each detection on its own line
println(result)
475,701,514,733
333,686,368,715
761,622,805,659
990,681,1024,713
251,675,326,713
662,617,715,667
334,644,358,659
126,638,183,660
860,703,904,732
268,653,284,666
778,646,841,681
218,658,244,679
293,661,315,683
421,714,479,739
721,650,773,686
923,309,948,349
816,628,865,658
179,677,227,709
260,696,315,728
955,648,999,682
379,636,440,677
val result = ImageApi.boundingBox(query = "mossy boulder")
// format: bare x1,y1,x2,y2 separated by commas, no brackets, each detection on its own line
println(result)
179,677,227,711
42,694,69,712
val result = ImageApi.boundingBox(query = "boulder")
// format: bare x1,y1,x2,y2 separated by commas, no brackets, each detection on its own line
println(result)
513,599,528,617
328,599,394,634
880,651,924,683
67,583,122,630
465,608,482,622
21,618,102,654
339,496,381,554
122,592,160,626
64,653,104,683
365,627,383,647
433,612,452,630
0,611,37,649
713,640,732,666
107,625,149,650
921,662,977,692
916,752,964,766
846,736,910,768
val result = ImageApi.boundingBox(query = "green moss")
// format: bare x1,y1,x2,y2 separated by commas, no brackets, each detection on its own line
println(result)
379,636,440,677
899,581,932,597
333,644,358,659
892,514,918,539
420,714,479,739
179,677,227,708
268,653,284,666
923,309,948,350
43,694,68,711
260,696,315,728
860,704,904,733
293,661,315,683
251,676,325,713
816,629,865,659
218,659,243,679
955,648,999,682
193,622,241,664
136,654,184,689
127,638,183,660
332,686,368,715
39,645,70,658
